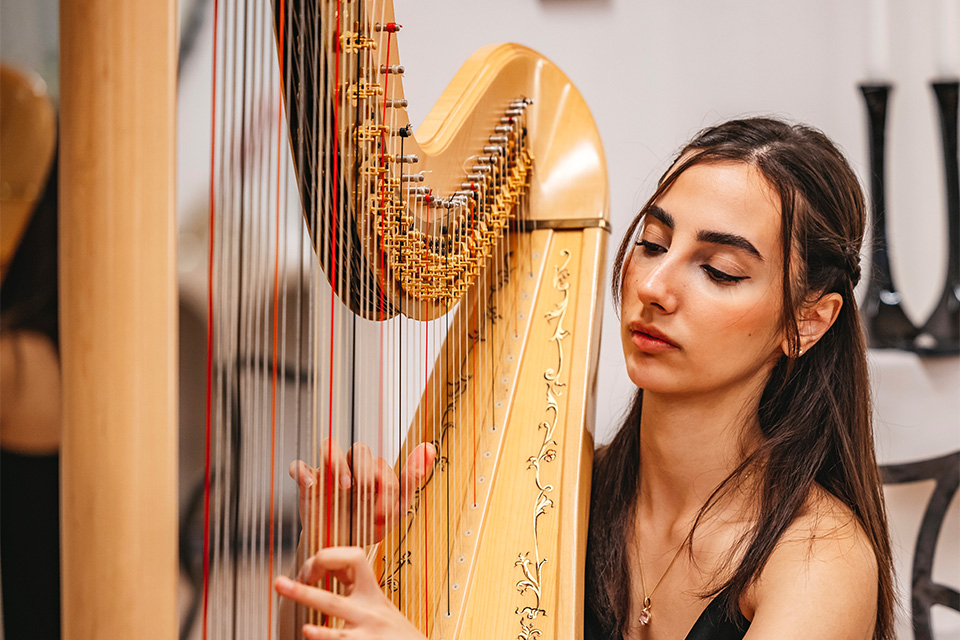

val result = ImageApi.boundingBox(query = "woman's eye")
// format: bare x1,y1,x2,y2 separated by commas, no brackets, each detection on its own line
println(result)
636,239,666,254
702,265,749,284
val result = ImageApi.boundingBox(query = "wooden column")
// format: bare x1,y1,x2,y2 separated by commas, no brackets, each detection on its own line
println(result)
59,0,178,638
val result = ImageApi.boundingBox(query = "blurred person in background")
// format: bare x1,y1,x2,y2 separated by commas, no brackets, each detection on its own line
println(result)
0,62,61,640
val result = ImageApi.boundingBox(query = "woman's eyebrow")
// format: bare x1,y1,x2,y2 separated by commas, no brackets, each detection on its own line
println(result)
646,204,764,261
697,230,764,261
646,204,675,229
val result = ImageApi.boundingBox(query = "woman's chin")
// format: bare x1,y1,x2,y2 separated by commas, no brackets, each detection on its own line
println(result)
625,365,675,394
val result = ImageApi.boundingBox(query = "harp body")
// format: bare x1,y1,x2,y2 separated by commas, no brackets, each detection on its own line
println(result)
383,226,607,639
58,0,608,638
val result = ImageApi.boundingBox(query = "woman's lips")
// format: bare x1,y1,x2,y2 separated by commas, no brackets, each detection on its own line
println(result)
628,323,679,352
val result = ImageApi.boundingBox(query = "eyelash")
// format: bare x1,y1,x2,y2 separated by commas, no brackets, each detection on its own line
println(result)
635,239,749,285
636,239,665,254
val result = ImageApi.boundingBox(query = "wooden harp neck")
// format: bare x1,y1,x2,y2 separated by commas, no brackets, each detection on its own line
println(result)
277,0,609,321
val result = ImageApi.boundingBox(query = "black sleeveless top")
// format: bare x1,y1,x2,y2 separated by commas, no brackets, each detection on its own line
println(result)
683,591,750,640
583,588,750,640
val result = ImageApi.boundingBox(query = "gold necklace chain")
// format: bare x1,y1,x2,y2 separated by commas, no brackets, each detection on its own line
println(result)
637,537,687,626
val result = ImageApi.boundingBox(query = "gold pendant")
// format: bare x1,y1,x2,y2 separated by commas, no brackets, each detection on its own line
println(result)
639,597,652,625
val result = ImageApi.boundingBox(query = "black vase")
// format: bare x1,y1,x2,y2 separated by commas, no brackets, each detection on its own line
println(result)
859,83,920,350
915,80,960,356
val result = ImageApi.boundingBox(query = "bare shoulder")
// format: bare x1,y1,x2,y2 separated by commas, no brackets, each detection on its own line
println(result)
0,330,61,453
778,485,879,569
742,486,878,640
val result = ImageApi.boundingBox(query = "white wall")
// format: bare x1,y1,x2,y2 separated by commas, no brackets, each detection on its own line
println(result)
172,1,959,637
0,0,58,99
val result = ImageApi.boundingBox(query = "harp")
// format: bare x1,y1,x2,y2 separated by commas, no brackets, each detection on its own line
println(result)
58,0,608,638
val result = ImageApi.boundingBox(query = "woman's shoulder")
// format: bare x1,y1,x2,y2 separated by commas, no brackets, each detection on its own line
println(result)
777,485,876,546
740,486,878,638
0,329,61,453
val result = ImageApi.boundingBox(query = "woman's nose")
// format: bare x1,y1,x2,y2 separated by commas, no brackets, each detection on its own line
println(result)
632,256,679,314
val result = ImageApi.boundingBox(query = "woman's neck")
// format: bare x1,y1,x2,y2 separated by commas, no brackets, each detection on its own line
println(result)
636,388,763,532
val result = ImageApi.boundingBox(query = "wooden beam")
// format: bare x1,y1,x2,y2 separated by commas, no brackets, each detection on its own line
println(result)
59,0,178,637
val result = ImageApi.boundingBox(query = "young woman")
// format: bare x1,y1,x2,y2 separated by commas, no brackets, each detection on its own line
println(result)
275,117,895,640
0,64,61,640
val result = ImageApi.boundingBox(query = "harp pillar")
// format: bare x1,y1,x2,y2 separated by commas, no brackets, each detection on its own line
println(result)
59,0,178,638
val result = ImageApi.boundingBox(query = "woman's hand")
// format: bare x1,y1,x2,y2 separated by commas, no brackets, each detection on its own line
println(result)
275,546,427,640
289,440,436,546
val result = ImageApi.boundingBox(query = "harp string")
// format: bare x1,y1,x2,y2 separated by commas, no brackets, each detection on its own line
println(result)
326,0,340,566
251,0,263,625
249,0,265,626
267,0,287,633
202,0,220,628
201,1,527,636
376,4,390,556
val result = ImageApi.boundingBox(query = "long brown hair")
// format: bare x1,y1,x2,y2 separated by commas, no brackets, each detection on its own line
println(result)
0,151,59,349
585,117,894,639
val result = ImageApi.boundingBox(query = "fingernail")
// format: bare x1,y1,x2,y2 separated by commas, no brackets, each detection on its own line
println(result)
304,476,314,489
275,576,293,591
340,473,352,489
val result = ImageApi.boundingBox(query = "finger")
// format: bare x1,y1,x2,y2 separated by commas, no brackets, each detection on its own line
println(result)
290,460,321,532
301,624,341,640
350,444,386,541
345,442,376,493
289,460,316,489
400,442,436,515
320,437,351,490
274,575,355,622
295,546,380,597
296,550,356,586
376,456,400,528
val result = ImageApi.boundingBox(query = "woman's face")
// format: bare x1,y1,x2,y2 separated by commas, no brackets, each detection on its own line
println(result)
620,160,787,399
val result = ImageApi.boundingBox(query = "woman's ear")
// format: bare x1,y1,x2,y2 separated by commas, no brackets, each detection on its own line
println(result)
781,292,843,357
